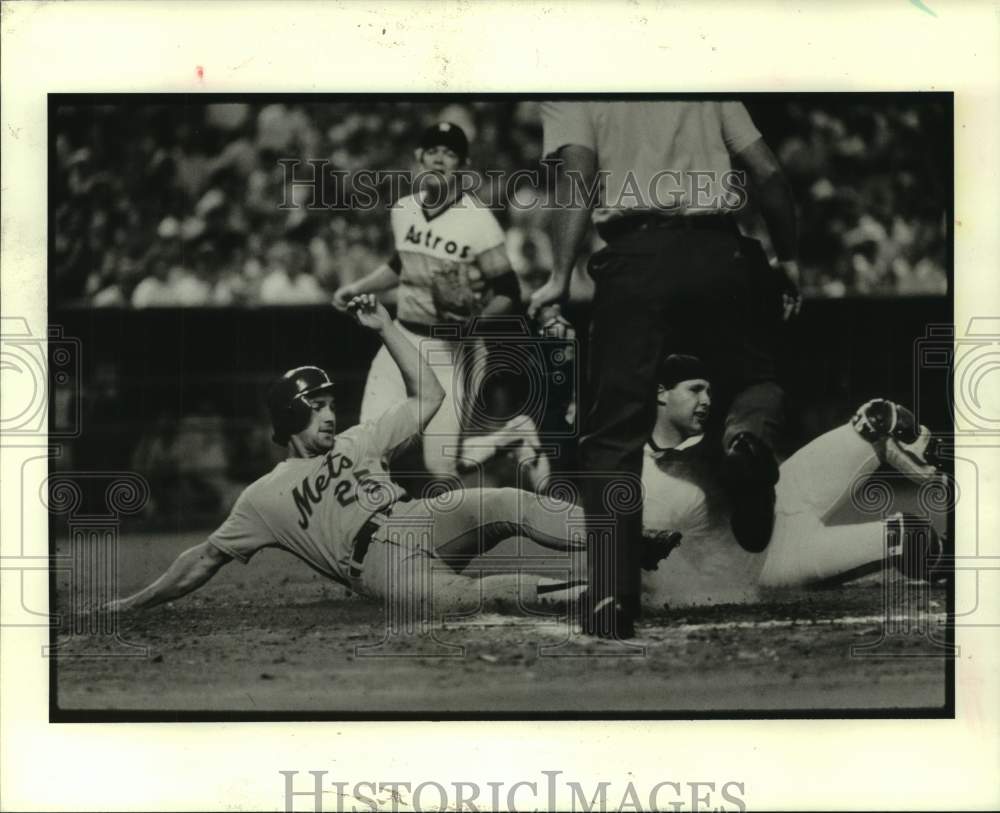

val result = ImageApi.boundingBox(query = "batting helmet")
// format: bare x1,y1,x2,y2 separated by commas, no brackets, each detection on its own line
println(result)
267,366,335,445
418,121,469,160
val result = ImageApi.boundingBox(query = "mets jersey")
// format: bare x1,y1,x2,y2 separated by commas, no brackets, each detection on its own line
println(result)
207,401,419,586
389,191,506,325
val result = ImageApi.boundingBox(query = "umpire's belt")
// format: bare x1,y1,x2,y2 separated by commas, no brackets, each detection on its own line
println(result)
348,499,408,579
597,213,738,245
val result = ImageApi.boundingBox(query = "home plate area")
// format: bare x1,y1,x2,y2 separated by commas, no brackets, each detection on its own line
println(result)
53,531,949,715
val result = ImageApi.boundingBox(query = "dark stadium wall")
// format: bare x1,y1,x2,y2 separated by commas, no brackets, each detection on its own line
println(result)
49,297,951,523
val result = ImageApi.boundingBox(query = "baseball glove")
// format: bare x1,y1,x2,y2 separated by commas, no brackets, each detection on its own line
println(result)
429,262,485,320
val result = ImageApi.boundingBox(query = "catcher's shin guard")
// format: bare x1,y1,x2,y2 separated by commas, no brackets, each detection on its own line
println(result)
885,428,945,482
886,512,948,583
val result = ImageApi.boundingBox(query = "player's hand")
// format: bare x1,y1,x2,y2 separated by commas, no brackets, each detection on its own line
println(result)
527,274,570,320
347,294,391,332
97,597,134,616
332,285,358,312
465,265,486,295
536,304,575,341
775,260,802,321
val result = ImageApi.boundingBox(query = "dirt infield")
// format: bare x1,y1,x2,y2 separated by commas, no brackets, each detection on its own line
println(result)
53,532,950,715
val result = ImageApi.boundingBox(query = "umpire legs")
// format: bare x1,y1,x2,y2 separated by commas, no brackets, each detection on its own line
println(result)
579,228,784,636
579,258,668,637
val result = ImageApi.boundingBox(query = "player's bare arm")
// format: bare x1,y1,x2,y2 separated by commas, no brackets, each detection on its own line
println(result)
107,541,233,613
332,263,400,311
733,138,802,320
347,293,445,429
528,144,598,319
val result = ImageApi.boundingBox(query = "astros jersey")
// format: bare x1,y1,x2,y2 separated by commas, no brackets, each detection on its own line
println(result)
390,191,506,325
207,401,418,586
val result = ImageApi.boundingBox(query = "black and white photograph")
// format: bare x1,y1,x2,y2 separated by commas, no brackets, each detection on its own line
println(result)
3,2,999,812
45,93,954,716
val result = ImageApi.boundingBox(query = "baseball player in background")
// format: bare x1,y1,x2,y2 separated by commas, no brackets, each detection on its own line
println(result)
333,122,520,481
640,354,948,608
107,296,591,617
531,100,800,638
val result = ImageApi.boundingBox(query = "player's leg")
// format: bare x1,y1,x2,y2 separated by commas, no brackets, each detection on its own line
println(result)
691,230,783,553
359,497,583,612
428,486,588,609
762,422,887,585
763,417,947,587
778,423,884,521
759,512,887,587
426,570,587,613
426,487,587,570
579,248,672,634
363,326,463,478
453,334,488,433
456,414,551,492
417,337,463,478
761,510,945,588
783,404,945,526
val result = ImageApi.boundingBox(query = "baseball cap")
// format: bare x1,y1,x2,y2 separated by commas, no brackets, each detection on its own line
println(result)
658,354,709,389
418,122,469,160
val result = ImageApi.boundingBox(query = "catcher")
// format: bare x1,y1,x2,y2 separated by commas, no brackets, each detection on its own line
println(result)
107,296,593,616
639,354,949,607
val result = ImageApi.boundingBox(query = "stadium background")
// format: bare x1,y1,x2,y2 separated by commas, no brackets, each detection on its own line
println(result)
49,97,952,528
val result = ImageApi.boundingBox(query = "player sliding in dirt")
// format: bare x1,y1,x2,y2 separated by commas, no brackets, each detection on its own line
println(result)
639,354,950,608
107,295,623,616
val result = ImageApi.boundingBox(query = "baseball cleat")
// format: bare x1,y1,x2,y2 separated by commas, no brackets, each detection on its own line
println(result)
852,399,920,444
884,427,945,483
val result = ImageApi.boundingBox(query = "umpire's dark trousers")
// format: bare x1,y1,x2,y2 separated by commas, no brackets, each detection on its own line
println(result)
580,216,784,624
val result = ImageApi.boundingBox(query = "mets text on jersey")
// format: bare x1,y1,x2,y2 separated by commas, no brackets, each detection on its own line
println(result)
291,451,391,530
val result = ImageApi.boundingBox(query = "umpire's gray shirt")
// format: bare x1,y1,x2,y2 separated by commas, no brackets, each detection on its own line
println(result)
540,101,762,224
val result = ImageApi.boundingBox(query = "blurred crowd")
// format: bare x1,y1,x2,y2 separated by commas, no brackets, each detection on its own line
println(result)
53,99,949,308
760,101,949,296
